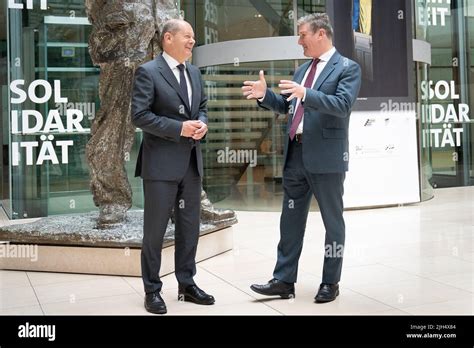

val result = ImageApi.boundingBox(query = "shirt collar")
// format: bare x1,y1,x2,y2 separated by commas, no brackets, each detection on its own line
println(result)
318,47,336,63
162,51,185,70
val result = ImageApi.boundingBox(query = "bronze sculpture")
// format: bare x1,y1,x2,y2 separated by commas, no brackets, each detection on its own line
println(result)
85,0,235,226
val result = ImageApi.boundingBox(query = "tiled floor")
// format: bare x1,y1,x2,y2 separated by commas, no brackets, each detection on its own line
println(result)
1,187,472,315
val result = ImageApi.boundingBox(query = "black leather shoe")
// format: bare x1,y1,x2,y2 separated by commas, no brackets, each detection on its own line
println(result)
315,283,339,303
144,291,167,314
178,284,215,305
250,279,295,299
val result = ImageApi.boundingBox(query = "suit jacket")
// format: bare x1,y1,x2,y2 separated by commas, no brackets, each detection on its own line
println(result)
131,54,208,181
259,51,361,173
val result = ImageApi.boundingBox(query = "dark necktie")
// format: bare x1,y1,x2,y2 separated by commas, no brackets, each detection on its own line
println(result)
289,58,320,140
177,64,190,108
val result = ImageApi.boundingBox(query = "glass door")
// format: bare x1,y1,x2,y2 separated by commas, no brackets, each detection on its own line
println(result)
463,0,474,185
1,1,11,217
424,0,472,187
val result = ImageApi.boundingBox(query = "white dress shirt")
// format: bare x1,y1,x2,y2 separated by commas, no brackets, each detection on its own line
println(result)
295,46,336,134
162,51,193,107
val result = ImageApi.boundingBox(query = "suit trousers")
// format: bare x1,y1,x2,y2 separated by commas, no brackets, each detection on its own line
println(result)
141,148,201,294
273,139,346,284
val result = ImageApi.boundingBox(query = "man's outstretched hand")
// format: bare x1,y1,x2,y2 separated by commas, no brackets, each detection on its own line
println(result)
242,70,267,100
278,80,305,102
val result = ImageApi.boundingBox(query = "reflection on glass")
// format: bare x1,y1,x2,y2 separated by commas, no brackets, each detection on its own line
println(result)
418,0,472,187
464,0,474,184
187,0,294,45
0,3,8,215
201,60,299,211
297,0,326,20
414,0,434,200
5,1,143,218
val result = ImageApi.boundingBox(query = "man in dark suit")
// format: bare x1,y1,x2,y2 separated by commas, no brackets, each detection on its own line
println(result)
132,19,214,314
242,13,361,303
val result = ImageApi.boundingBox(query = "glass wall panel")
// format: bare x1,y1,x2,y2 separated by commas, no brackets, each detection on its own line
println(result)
463,0,474,184
0,2,8,215
200,59,320,211
414,0,434,201
418,0,473,187
7,1,93,218
181,0,328,210
190,0,294,46
297,0,326,19
4,0,143,219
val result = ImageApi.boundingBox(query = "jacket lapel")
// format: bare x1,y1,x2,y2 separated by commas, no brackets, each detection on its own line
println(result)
314,51,340,91
156,54,191,112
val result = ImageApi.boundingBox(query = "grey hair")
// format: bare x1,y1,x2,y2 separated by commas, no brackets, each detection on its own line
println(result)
297,13,333,40
159,19,186,50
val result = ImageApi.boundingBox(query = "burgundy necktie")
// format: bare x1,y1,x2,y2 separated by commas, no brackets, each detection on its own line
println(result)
289,58,320,140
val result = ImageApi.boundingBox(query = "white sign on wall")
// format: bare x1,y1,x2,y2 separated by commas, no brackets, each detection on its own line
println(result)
344,110,420,208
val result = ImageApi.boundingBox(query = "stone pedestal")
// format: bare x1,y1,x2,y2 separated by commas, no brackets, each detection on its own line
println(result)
0,226,233,277
0,210,236,276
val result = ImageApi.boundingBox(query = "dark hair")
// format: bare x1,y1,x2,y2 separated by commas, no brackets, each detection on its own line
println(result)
159,19,185,50
297,13,333,40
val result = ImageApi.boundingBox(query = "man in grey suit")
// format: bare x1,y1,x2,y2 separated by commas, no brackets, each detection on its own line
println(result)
132,19,215,314
242,13,361,303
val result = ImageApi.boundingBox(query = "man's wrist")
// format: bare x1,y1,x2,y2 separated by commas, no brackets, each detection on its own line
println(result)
302,88,307,102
